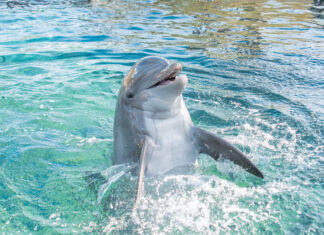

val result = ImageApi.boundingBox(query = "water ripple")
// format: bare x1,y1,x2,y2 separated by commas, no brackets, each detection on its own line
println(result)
0,0,323,234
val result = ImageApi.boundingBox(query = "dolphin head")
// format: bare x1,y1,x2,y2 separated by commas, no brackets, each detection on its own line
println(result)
121,56,188,112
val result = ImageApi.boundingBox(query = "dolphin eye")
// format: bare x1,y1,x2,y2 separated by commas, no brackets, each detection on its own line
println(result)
127,93,134,99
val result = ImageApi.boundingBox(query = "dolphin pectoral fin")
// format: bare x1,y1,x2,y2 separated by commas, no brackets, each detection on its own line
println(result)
135,138,153,206
193,127,264,179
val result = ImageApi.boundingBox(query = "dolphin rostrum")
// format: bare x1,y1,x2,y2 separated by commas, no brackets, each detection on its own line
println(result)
112,56,263,201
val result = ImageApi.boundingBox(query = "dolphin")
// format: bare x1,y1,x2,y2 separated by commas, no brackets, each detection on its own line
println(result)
112,56,263,201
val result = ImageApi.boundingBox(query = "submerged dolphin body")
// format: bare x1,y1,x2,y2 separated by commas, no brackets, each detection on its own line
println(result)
112,56,263,200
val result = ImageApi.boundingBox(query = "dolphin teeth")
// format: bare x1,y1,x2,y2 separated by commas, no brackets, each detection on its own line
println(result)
149,73,177,89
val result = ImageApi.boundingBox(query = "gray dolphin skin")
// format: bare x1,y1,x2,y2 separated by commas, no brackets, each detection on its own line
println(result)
112,56,263,201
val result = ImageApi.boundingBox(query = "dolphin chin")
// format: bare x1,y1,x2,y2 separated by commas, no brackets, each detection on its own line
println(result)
112,56,263,204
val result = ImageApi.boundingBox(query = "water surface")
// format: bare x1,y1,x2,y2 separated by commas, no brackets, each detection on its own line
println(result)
0,0,323,233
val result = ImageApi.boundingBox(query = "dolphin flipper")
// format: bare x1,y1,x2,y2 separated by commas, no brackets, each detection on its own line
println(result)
192,127,264,179
135,138,153,205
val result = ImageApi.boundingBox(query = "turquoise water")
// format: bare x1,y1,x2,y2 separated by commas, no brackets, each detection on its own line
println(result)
0,0,323,233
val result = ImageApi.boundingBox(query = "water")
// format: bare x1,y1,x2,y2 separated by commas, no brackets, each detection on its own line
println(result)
0,0,323,233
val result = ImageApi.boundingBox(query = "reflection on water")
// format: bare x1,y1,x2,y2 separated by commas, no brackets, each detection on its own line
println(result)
0,0,323,234
87,0,324,59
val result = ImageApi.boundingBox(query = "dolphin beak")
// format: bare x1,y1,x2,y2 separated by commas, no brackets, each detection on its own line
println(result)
172,62,182,73
148,63,183,89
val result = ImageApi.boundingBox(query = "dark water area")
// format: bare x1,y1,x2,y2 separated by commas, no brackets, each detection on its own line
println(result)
0,0,323,233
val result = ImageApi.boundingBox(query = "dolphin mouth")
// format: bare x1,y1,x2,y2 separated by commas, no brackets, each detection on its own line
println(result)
148,72,177,89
